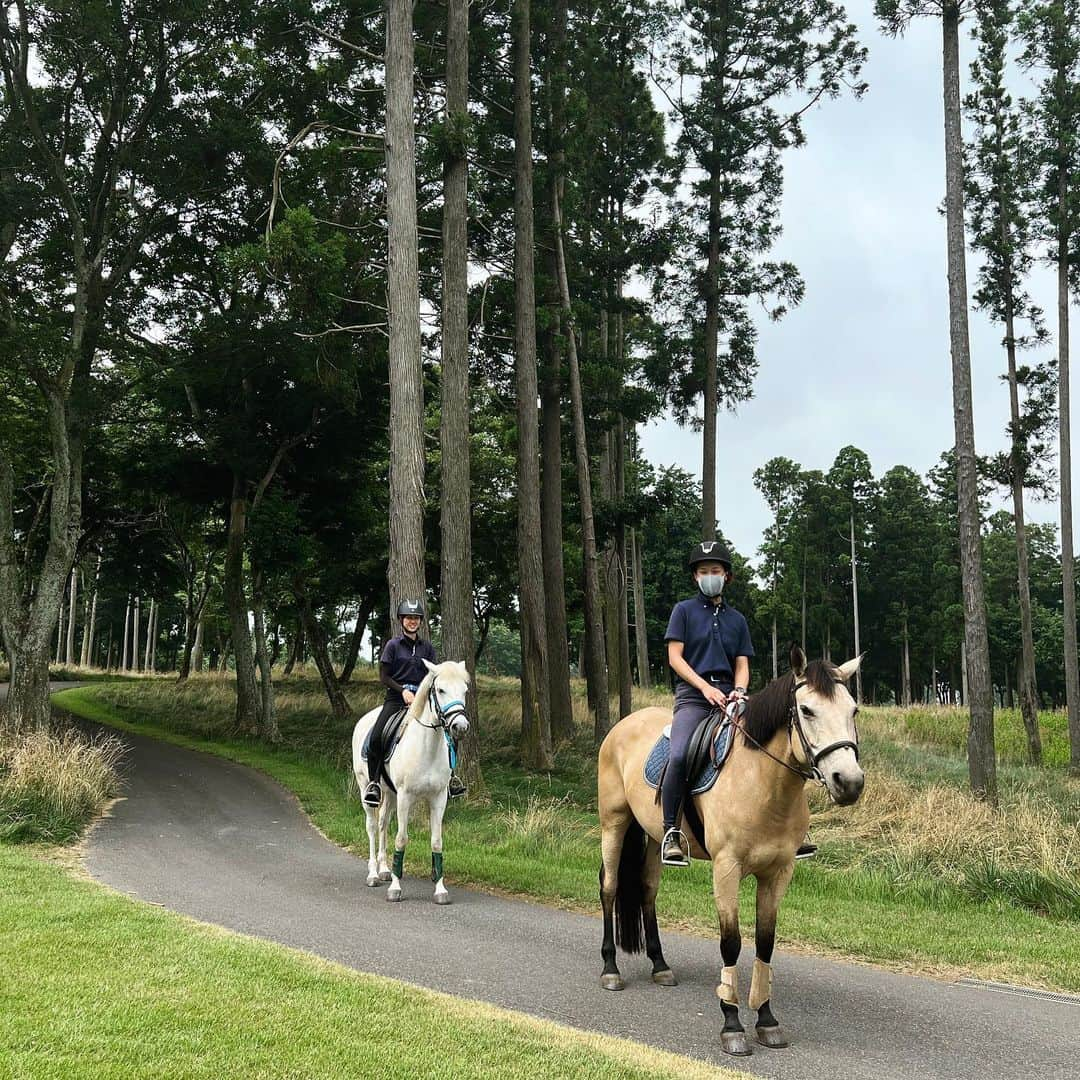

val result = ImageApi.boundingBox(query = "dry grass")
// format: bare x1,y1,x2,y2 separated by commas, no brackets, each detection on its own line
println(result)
0,725,124,843
809,768,1080,917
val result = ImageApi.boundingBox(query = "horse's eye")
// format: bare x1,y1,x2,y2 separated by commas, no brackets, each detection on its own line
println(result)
800,705,814,719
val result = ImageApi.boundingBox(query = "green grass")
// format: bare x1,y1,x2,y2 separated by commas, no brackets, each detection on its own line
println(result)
54,676,1080,993
0,845,742,1080
899,703,1074,768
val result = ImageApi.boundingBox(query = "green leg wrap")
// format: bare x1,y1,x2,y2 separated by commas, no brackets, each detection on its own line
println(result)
431,852,444,883
393,849,404,879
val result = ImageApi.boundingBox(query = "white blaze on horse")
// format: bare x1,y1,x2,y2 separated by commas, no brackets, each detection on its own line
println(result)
597,645,865,1057
351,659,470,904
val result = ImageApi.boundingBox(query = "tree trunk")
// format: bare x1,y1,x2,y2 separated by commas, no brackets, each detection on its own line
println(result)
298,592,352,720
192,612,204,673
283,621,304,677
339,591,377,685
65,569,77,666
252,573,279,741
133,595,142,673
700,12,728,542
943,7,997,804
1003,297,1043,763
902,612,911,707
630,526,650,689
513,0,553,770
55,588,65,666
601,425,620,702
553,174,609,742
121,596,131,673
385,0,427,627
701,159,722,542
615,414,632,718
80,554,100,667
143,598,154,672
540,0,575,742
850,509,863,704
225,476,261,733
801,554,808,655
85,564,100,669
439,0,481,788
1060,161,1080,772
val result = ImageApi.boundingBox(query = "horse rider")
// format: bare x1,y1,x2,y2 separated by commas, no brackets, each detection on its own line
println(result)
362,599,467,808
660,541,754,867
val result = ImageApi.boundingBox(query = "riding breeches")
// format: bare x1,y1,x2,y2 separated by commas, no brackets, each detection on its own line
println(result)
367,696,404,784
661,683,729,830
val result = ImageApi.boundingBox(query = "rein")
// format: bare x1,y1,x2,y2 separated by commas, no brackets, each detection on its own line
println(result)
413,678,468,731
728,679,860,789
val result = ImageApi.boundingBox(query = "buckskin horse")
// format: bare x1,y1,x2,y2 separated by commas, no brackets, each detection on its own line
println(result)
351,659,470,905
596,646,864,1056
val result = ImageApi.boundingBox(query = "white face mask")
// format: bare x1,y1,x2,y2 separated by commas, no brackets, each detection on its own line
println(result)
698,573,726,598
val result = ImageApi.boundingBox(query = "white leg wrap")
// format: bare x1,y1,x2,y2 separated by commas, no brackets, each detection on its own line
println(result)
749,959,772,1010
715,965,739,1006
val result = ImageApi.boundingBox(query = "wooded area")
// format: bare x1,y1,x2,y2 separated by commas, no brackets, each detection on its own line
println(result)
4,1,1080,794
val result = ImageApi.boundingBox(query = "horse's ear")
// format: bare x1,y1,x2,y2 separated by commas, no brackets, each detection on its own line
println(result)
836,654,864,683
789,643,807,677
457,660,469,679
422,658,437,673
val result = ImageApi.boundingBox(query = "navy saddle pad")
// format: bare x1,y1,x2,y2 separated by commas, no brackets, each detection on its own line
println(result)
361,708,409,766
643,716,735,795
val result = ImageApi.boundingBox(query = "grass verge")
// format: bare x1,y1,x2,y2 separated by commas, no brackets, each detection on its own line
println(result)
54,677,1080,993
0,845,743,1079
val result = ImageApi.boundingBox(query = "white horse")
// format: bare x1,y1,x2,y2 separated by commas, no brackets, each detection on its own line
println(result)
351,659,471,904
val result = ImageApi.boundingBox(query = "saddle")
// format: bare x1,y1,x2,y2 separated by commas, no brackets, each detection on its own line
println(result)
643,710,735,796
644,708,737,857
361,708,409,791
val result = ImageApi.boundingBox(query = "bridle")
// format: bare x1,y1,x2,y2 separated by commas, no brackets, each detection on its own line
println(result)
729,677,860,789
414,678,469,731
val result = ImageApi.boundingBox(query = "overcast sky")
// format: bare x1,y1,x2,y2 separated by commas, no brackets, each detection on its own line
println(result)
639,0,1066,577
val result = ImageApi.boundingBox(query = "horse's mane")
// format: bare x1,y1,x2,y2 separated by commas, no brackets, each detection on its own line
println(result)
407,667,437,720
742,659,840,750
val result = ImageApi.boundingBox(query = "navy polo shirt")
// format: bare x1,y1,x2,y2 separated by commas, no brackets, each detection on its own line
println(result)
380,634,436,692
664,594,754,688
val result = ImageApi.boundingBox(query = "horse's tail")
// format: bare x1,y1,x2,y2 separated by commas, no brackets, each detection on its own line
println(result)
614,818,646,955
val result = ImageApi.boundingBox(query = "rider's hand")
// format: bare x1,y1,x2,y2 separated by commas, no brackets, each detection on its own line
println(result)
402,690,416,705
702,685,727,708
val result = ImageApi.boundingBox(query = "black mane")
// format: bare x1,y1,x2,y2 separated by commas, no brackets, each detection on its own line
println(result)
742,660,840,750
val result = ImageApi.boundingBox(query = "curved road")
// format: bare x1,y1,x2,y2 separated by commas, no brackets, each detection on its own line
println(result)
18,685,1077,1078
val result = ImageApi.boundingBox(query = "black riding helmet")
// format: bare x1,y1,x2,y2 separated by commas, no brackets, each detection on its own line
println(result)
687,541,733,573
397,599,425,619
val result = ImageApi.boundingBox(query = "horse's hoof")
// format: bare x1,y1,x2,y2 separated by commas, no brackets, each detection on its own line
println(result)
379,870,392,882
366,874,381,888
434,892,451,905
600,973,625,991
756,1025,789,1049
651,969,678,987
720,1031,752,1057
386,888,402,903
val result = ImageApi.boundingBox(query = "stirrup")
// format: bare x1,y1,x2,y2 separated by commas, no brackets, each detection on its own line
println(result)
448,775,466,799
661,827,690,867
795,842,817,861
362,781,382,808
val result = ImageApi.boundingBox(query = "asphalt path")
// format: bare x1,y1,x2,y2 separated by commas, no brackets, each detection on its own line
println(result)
15,684,1077,1078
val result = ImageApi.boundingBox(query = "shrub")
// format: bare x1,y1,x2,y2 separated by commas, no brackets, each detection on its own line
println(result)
0,726,124,843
